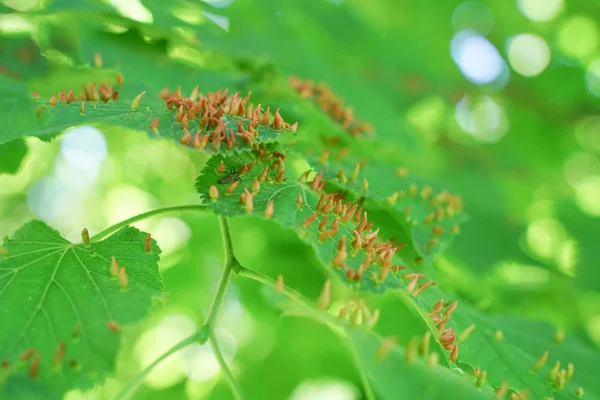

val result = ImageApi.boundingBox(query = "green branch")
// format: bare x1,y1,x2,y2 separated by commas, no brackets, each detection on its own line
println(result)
114,215,243,400
114,327,210,400
90,204,208,241
206,217,244,399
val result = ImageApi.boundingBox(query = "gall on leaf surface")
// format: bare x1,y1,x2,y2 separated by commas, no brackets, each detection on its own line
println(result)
447,301,599,400
296,142,468,267
0,221,163,397
23,75,293,154
347,327,496,400
260,288,496,400
392,282,599,400
195,150,437,295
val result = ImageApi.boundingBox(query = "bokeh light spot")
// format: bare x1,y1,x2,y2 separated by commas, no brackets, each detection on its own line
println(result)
134,314,195,389
517,0,564,22
0,14,33,33
586,316,600,347
526,218,566,259
455,95,508,143
290,380,360,400
181,328,237,382
494,262,550,286
27,177,73,222
3,0,38,12
149,217,192,257
563,151,600,187
557,15,599,61
451,31,506,85
107,0,152,23
406,95,446,141
574,175,600,216
557,240,578,277
103,184,157,229
60,126,107,170
507,34,551,77
202,11,230,32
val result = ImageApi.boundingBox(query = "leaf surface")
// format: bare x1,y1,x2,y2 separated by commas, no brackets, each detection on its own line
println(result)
196,151,436,295
0,221,163,397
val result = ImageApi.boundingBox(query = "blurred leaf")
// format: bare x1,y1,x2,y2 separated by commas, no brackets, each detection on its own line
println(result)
346,328,495,400
0,139,27,174
0,221,163,398
0,36,49,80
0,372,57,400
432,299,599,399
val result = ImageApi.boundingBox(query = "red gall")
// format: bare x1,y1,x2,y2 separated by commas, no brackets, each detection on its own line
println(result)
180,129,193,146
118,267,128,290
53,340,66,367
30,355,40,380
450,344,458,362
107,320,121,333
225,180,240,194
110,256,119,277
20,348,35,362
264,200,274,218
276,275,284,292
209,185,219,200
145,233,152,253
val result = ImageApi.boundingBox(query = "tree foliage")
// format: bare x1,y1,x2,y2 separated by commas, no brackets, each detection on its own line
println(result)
1,0,599,399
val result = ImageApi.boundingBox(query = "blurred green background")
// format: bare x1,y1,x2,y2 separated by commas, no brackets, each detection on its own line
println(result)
2,0,600,398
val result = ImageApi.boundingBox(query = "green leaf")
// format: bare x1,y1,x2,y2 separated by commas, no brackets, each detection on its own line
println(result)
0,76,37,145
0,372,57,400
297,142,468,265
449,302,599,400
195,151,435,295
345,328,495,400
0,221,163,398
30,82,291,153
0,139,27,174
0,36,49,80
261,287,495,400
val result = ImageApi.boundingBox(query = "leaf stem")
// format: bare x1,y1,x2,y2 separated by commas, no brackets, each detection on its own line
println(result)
90,204,207,241
206,217,244,399
209,331,243,400
114,327,209,400
115,216,243,400
236,265,316,311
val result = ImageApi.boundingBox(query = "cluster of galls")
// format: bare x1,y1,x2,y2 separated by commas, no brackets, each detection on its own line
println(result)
429,298,459,363
299,171,435,289
288,75,374,138
154,86,297,151
327,158,463,257
1,317,119,382
461,326,585,399
34,73,124,118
